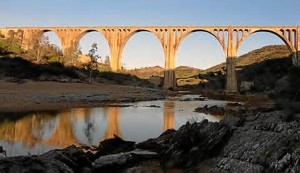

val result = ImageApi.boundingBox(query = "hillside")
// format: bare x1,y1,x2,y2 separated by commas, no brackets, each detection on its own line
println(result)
125,66,164,79
0,56,154,88
203,45,290,73
175,66,203,78
125,65,202,79
194,45,299,98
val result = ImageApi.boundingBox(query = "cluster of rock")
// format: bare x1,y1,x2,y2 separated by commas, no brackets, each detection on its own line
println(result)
194,105,226,116
179,96,207,102
0,110,299,172
0,136,157,173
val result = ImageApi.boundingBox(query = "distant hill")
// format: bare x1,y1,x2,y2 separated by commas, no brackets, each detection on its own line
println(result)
125,65,202,79
125,66,164,79
203,45,290,73
125,45,289,80
175,66,203,78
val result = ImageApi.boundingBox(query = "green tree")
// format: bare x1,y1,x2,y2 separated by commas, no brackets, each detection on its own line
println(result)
88,43,101,83
24,35,63,63
0,38,22,55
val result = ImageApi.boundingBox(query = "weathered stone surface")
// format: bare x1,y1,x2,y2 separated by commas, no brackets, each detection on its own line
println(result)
211,157,265,173
0,156,74,173
93,135,135,160
39,145,92,172
0,145,92,173
136,129,176,152
210,111,300,172
92,149,157,172
161,120,231,168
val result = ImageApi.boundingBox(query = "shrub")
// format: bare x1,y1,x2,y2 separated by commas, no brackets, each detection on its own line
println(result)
0,39,22,55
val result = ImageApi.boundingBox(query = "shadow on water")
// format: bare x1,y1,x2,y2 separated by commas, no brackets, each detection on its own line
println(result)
0,95,227,156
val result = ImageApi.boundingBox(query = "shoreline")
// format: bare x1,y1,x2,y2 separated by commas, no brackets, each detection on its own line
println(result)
0,80,166,113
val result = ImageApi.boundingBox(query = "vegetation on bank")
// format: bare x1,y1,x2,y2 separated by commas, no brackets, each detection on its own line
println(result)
0,36,63,62
0,38,22,55
0,38,154,88
0,56,154,87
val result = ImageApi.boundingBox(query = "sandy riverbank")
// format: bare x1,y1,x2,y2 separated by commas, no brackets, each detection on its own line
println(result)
0,81,165,113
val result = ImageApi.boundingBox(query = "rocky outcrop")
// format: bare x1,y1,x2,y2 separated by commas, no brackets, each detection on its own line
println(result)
93,149,157,172
0,145,91,173
210,111,300,172
137,110,300,172
136,129,176,153
160,120,231,168
93,135,135,160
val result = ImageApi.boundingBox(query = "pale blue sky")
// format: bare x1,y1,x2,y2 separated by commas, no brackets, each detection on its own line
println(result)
1,0,299,69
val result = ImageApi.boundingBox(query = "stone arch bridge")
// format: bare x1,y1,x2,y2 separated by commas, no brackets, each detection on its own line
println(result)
1,26,299,93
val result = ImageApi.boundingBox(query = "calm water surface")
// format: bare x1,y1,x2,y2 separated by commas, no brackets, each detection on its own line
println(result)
0,95,227,156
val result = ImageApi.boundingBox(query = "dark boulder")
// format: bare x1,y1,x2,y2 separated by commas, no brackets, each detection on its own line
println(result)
160,120,232,168
0,145,92,173
0,155,74,173
92,149,157,172
136,129,176,152
39,145,92,172
93,135,135,160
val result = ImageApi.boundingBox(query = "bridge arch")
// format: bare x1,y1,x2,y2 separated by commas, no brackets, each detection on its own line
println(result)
177,29,226,56
121,29,165,69
122,29,164,50
121,29,165,56
238,29,296,53
74,29,108,49
35,29,63,47
74,29,110,67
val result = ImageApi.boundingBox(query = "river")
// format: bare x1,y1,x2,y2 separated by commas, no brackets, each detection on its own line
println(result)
0,95,227,156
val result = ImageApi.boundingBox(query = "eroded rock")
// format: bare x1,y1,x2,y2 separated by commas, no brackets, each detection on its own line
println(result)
93,149,157,172
161,120,231,168
39,145,92,172
93,135,135,160
210,111,300,172
136,129,176,152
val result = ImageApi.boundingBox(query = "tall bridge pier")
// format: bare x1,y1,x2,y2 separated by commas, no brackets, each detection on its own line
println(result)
0,25,299,93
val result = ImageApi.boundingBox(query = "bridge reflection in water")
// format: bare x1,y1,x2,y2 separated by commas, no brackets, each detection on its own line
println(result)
0,102,177,155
